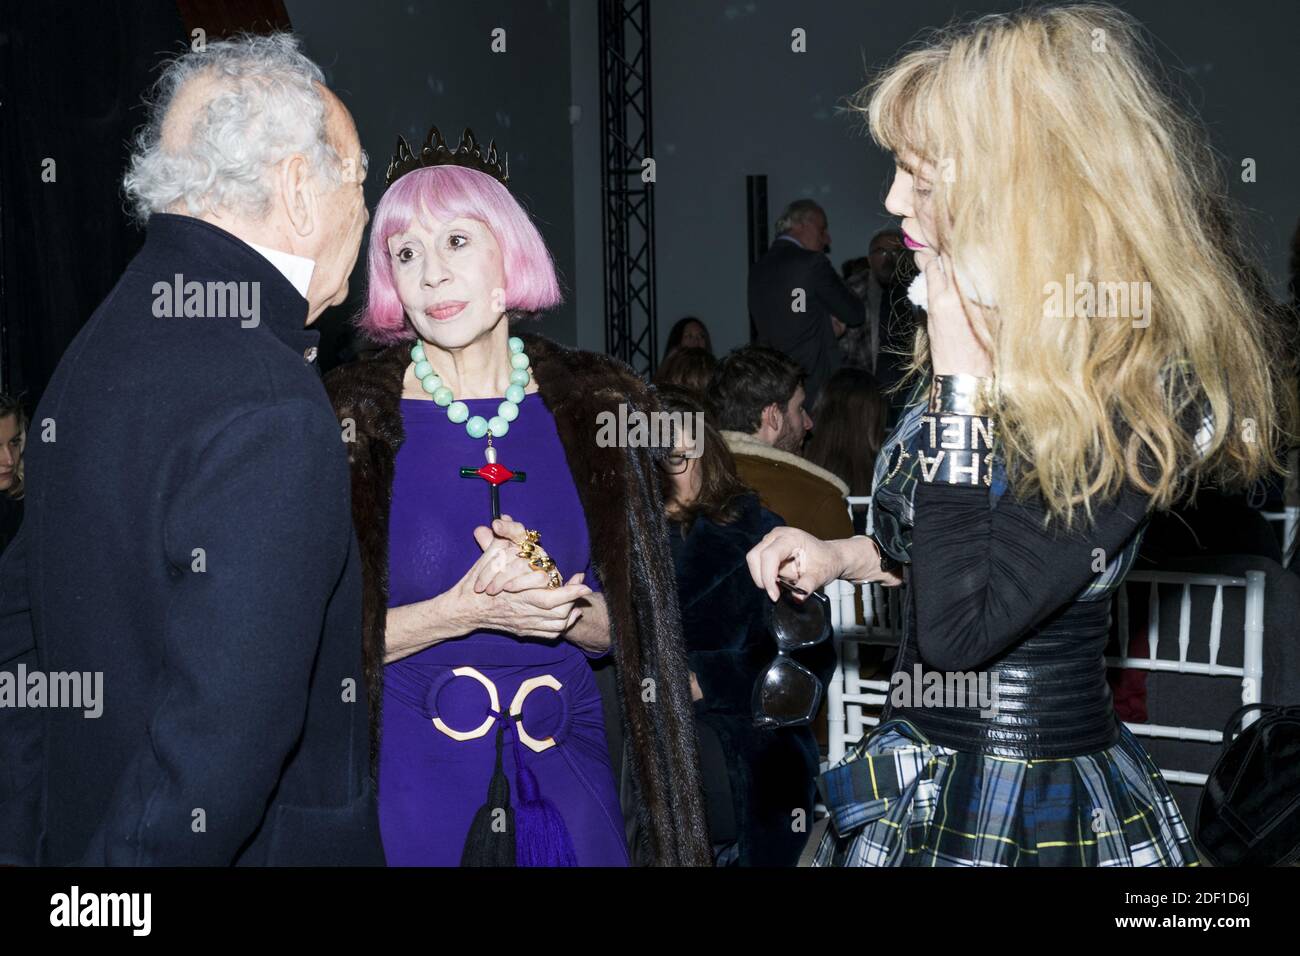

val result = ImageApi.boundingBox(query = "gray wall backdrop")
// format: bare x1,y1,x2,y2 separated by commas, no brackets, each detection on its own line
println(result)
291,1,1300,361
286,0,577,360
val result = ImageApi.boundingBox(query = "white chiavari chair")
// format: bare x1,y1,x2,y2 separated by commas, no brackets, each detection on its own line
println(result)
1108,569,1266,786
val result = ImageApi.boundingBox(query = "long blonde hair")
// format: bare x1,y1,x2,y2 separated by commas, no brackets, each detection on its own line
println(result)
855,3,1293,527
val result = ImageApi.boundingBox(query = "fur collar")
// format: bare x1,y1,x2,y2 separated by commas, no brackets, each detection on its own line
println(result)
720,430,850,495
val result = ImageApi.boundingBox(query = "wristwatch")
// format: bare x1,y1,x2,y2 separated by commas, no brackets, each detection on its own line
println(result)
876,541,904,577
846,534,903,583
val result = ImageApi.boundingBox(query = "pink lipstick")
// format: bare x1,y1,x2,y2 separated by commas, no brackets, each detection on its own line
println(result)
426,302,467,321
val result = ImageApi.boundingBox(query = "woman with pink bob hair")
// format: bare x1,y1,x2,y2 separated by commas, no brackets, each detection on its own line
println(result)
360,165,562,344
325,128,709,868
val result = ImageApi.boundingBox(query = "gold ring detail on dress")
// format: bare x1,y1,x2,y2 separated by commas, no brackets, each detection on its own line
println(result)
430,666,500,741
429,668,563,752
510,674,564,752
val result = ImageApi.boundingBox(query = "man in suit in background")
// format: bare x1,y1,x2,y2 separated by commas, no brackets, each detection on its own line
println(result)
748,199,866,408
841,228,921,426
0,33,384,865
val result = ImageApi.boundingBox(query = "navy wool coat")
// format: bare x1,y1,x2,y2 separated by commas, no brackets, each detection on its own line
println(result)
0,214,384,866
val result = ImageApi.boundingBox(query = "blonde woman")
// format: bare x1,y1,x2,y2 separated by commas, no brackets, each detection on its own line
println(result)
747,4,1291,866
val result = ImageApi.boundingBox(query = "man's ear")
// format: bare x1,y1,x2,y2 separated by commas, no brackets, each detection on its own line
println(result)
277,153,318,239
761,402,781,432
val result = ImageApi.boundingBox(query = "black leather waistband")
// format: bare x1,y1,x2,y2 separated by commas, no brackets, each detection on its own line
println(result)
886,596,1120,758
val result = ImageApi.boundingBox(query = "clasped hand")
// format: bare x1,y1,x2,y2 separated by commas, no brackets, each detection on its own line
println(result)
450,514,592,639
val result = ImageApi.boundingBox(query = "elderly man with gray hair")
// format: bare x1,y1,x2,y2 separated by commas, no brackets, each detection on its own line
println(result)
748,199,866,409
0,33,383,865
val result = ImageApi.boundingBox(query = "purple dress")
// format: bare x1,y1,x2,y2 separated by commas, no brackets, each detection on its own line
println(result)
381,393,629,866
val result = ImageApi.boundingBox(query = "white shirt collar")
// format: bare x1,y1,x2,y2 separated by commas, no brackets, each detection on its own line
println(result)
247,242,316,299
775,234,806,250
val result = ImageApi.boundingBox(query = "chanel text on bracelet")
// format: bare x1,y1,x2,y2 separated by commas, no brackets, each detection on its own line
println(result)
916,447,995,486
920,413,995,452
918,412,996,486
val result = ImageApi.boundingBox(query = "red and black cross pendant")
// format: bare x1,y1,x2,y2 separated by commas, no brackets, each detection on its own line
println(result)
460,459,526,520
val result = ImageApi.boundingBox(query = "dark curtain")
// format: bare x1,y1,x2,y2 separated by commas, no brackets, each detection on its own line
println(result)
0,1,186,407
0,0,291,409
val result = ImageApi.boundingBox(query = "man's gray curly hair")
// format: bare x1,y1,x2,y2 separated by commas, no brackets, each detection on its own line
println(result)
122,32,347,225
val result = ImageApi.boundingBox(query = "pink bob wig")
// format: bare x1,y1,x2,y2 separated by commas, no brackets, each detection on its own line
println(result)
359,165,563,344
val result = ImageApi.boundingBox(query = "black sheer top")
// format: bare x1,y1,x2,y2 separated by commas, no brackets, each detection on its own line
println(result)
871,387,1154,757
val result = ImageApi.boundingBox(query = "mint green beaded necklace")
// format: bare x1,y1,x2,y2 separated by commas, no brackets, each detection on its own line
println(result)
408,335,531,439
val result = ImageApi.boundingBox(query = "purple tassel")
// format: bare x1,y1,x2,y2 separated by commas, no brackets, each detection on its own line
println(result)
513,753,577,867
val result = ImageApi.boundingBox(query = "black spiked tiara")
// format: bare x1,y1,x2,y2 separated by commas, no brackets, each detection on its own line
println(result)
384,125,510,189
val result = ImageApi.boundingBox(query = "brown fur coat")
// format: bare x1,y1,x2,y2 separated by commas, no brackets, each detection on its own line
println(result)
323,331,712,866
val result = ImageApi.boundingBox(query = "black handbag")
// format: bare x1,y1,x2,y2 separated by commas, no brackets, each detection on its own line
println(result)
1195,703,1300,866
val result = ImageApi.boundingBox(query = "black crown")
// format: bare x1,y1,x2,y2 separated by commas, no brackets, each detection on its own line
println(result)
384,125,510,189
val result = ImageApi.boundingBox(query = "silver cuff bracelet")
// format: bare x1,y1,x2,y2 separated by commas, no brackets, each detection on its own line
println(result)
929,374,996,416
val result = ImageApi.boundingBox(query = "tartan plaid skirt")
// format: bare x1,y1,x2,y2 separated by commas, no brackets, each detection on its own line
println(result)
814,718,1201,867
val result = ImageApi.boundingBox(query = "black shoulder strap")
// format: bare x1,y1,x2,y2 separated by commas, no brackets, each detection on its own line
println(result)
1220,702,1277,742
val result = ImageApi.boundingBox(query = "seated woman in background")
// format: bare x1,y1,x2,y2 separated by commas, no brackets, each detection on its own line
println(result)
663,315,713,360
804,367,889,535
0,394,27,556
653,346,718,398
656,384,833,866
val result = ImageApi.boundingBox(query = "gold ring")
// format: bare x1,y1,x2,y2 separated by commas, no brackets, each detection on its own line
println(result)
514,529,564,589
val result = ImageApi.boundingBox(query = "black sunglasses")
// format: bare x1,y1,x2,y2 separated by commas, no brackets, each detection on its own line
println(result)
751,581,832,729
